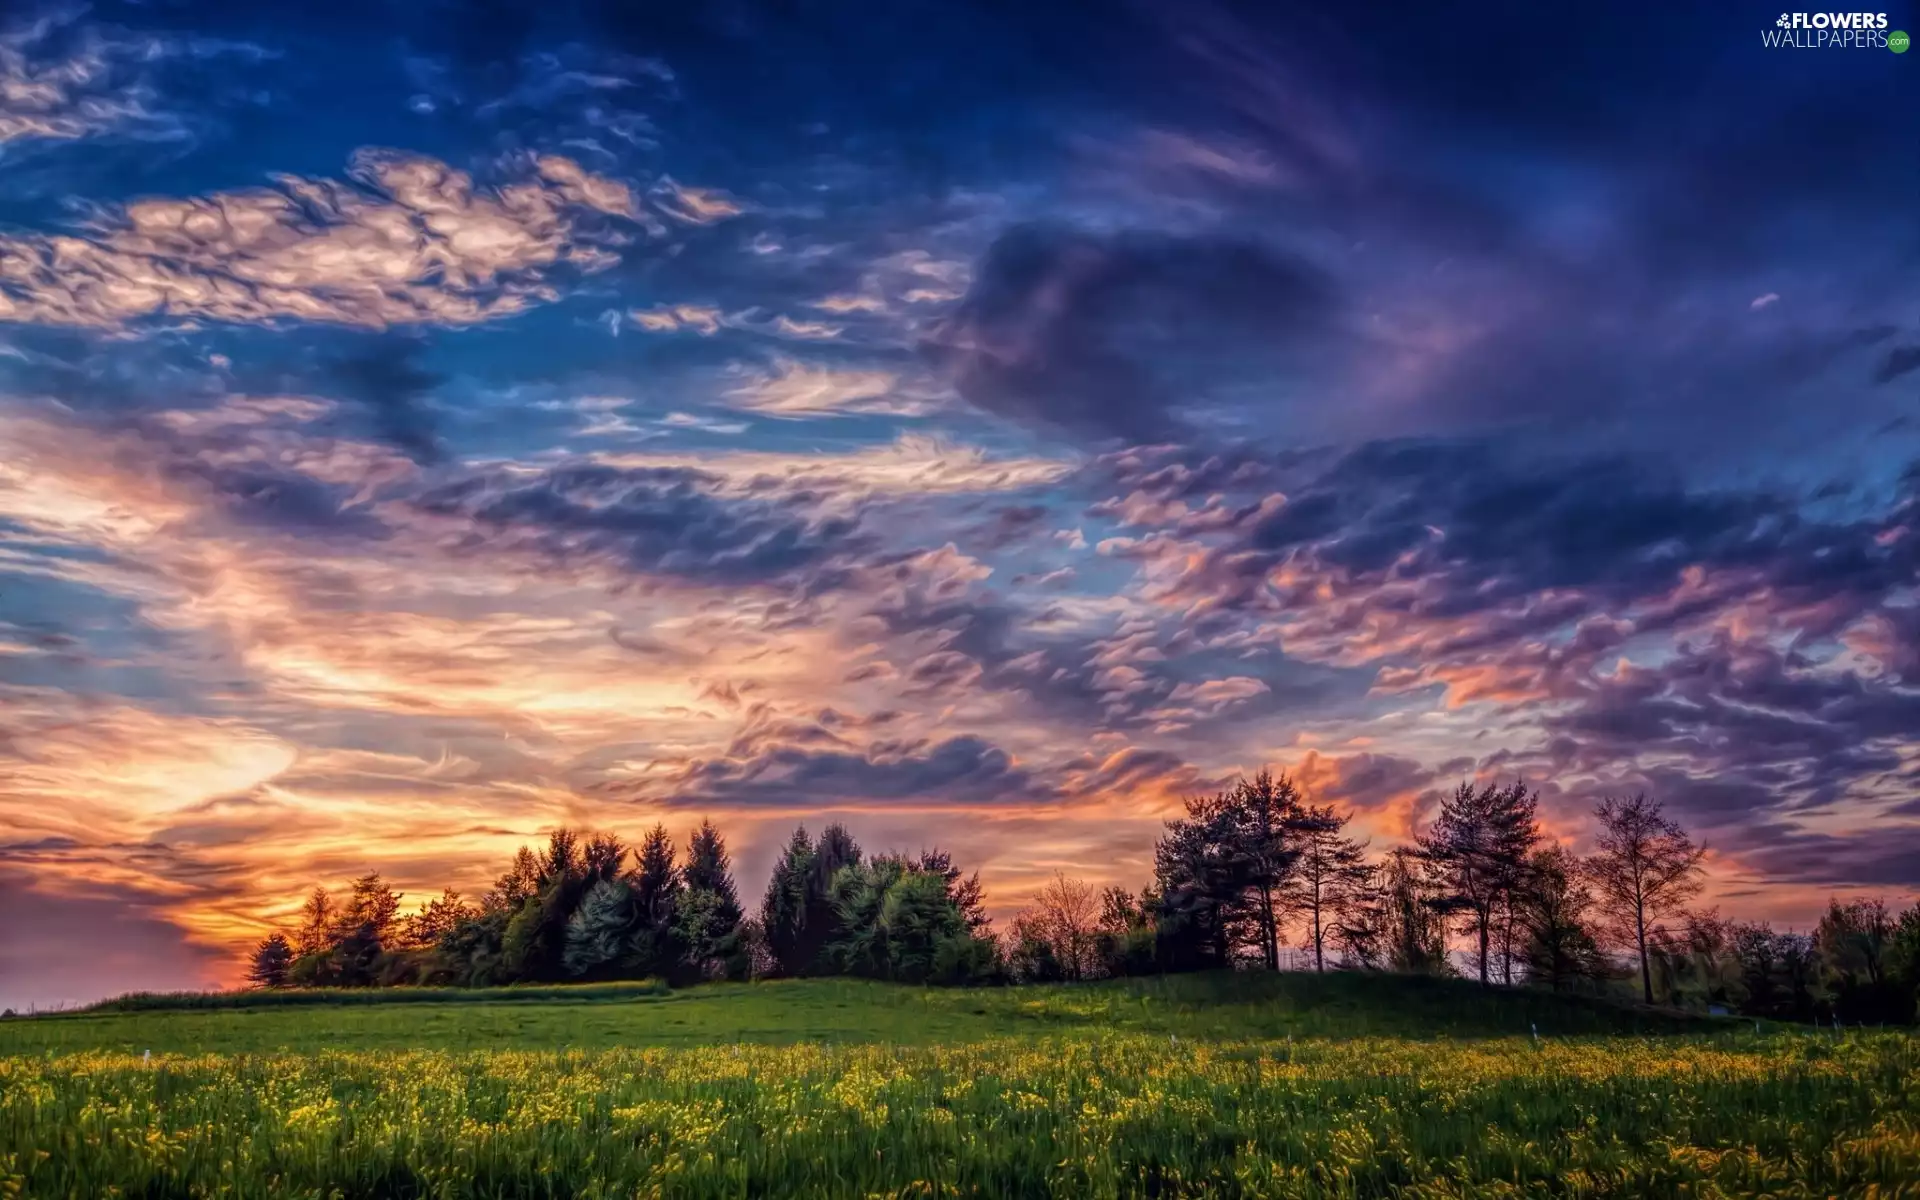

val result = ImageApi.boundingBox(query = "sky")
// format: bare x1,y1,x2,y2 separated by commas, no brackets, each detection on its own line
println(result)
1,0,1917,1010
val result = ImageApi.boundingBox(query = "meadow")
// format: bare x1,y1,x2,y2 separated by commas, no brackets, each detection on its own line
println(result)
3,974,1917,1198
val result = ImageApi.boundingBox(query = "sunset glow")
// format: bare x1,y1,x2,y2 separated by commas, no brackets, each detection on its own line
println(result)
2,0,1916,1011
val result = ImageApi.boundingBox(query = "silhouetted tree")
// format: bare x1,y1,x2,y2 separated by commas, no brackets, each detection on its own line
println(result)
1282,803,1369,972
1233,771,1306,970
541,828,584,887
1381,848,1449,975
1153,788,1257,970
486,846,544,915
1417,781,1540,986
294,887,335,957
761,826,815,977
1586,794,1706,1004
1516,845,1606,992
1728,922,1819,1022
1816,898,1906,1023
399,889,474,950
1330,861,1386,970
1007,909,1066,982
1095,886,1158,976
246,933,293,988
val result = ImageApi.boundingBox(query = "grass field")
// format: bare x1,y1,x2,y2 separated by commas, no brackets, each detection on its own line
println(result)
3,973,1917,1198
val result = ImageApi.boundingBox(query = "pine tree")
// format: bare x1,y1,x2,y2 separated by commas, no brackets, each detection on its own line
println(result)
628,825,685,977
1417,781,1540,985
1282,803,1370,972
582,833,627,883
1152,790,1254,970
1233,771,1305,971
681,819,745,978
294,887,335,957
684,819,743,927
761,826,814,976
330,872,402,947
799,824,862,974
486,846,544,915
399,889,474,950
1516,845,1606,991
246,933,294,988
563,877,640,977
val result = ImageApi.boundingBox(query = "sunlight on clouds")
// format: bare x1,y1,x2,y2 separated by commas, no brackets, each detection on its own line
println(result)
722,358,916,418
0,410,198,541
594,434,1072,497
0,13,266,149
0,699,296,837
0,151,646,329
649,177,744,224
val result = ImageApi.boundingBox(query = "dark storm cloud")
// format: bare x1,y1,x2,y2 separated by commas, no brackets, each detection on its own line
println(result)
413,462,873,588
922,224,1334,440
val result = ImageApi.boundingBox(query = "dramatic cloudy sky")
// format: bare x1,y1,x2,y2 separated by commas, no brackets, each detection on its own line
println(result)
2,0,1916,1008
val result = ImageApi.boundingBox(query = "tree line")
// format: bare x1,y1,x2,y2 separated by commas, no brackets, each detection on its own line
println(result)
247,820,998,991
247,775,1920,1024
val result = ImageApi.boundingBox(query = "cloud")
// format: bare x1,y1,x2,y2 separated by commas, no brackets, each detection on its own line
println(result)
592,435,1072,498
1875,345,1920,385
412,460,873,588
1750,293,1780,311
327,336,445,464
922,224,1334,440
629,303,723,334
0,12,268,152
0,150,641,329
722,358,920,418
649,176,743,225
645,730,1047,810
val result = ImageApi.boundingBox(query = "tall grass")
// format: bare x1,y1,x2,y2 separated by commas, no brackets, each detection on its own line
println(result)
3,1033,1915,1197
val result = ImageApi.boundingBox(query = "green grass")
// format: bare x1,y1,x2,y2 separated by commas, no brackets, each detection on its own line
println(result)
74,978,671,1013
4,973,1913,1198
0,971,1700,1056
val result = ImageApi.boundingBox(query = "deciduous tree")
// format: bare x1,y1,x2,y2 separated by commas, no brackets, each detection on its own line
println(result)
1586,794,1705,1004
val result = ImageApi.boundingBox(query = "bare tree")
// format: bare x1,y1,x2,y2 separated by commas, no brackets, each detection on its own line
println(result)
1586,794,1706,1005
1030,872,1100,981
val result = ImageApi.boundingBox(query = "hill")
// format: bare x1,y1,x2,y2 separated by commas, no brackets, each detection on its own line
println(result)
0,970,1708,1057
